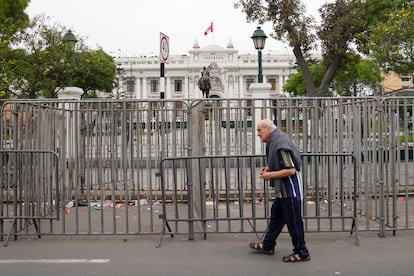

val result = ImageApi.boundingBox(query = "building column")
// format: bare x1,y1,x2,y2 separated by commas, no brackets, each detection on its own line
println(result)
135,77,140,99
227,75,233,98
166,76,171,99
239,75,244,96
142,77,147,98
184,76,189,98
278,75,284,95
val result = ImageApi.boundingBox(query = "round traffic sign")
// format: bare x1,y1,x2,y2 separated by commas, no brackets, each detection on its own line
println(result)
160,35,169,62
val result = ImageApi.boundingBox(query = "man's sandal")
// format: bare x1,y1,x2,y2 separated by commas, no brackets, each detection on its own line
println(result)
282,253,311,262
248,242,274,255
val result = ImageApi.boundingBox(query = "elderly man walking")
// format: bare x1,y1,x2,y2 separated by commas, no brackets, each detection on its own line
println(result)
249,119,310,262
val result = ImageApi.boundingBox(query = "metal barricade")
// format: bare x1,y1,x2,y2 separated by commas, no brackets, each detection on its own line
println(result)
157,153,358,247
0,150,59,246
1,97,414,242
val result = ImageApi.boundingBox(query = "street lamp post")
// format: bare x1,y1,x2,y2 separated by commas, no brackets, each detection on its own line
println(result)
251,27,267,83
251,27,275,122
63,30,77,87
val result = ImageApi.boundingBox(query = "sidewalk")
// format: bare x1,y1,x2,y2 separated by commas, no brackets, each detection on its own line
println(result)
0,231,413,276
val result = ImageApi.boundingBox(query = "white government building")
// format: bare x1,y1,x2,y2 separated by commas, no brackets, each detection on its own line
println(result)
113,38,296,99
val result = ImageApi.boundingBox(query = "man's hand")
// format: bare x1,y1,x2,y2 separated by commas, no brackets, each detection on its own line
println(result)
261,167,297,181
260,167,269,180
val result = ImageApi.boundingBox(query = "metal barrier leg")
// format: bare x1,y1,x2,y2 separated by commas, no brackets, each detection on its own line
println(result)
3,218,42,247
247,219,267,241
156,214,174,248
4,218,16,247
33,219,41,239
350,217,360,246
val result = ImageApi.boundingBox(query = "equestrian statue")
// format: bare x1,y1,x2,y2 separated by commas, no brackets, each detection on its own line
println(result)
198,66,211,98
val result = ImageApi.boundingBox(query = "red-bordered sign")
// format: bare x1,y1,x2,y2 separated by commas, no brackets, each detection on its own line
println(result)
159,33,169,62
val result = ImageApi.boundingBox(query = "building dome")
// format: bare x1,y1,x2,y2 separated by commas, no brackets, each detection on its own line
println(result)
202,44,226,51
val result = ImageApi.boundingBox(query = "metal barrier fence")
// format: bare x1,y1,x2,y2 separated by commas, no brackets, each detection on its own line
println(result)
0,150,59,246
157,153,358,247
380,97,414,235
0,97,413,242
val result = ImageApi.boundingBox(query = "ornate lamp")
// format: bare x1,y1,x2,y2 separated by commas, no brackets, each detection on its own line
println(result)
251,27,267,83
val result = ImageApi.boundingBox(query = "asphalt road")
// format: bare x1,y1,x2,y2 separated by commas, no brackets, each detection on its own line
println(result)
0,230,413,276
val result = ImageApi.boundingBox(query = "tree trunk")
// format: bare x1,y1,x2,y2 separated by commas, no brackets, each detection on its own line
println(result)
293,44,344,97
316,55,343,97
293,45,316,96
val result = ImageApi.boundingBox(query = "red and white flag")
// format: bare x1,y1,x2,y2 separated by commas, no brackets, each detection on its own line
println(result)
204,21,213,36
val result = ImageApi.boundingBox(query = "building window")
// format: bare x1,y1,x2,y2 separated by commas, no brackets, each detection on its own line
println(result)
175,101,184,117
151,102,159,118
402,76,413,88
127,79,135,93
246,100,252,116
246,78,255,90
150,80,158,93
174,80,183,93
268,78,276,90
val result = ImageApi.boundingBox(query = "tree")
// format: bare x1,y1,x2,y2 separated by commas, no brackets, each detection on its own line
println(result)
0,0,29,39
366,2,414,74
70,49,116,98
330,57,382,96
0,0,30,98
7,15,76,98
4,15,117,98
355,0,408,55
284,62,323,96
236,0,365,97
284,54,382,96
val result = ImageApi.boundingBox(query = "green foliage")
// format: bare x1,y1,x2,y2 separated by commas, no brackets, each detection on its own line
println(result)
0,0,30,98
367,2,414,74
1,13,117,99
235,0,316,54
284,62,323,95
237,0,414,96
7,15,73,98
318,0,365,61
332,55,382,96
285,54,382,96
72,49,116,97
356,0,409,54
0,0,29,40
236,0,366,97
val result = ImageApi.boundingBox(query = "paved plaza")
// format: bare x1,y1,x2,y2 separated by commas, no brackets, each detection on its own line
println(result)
0,230,413,276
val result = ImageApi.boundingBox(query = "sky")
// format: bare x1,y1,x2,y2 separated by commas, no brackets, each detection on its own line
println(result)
25,0,332,57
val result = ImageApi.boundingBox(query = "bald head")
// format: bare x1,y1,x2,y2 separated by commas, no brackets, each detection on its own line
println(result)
257,119,276,143
258,119,276,131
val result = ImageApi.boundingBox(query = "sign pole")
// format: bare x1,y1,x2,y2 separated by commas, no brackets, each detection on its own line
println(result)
160,62,165,99
159,32,169,99
159,33,169,162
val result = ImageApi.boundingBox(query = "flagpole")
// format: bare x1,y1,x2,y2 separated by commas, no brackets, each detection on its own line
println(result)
204,21,214,44
212,21,214,44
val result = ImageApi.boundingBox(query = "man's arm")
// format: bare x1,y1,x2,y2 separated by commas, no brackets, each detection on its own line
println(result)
260,150,296,181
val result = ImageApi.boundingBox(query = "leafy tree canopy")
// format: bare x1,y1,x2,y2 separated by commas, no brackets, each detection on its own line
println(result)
0,0,29,41
236,0,414,96
0,0,30,98
367,2,414,74
2,13,116,99
236,0,365,97
71,49,116,97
